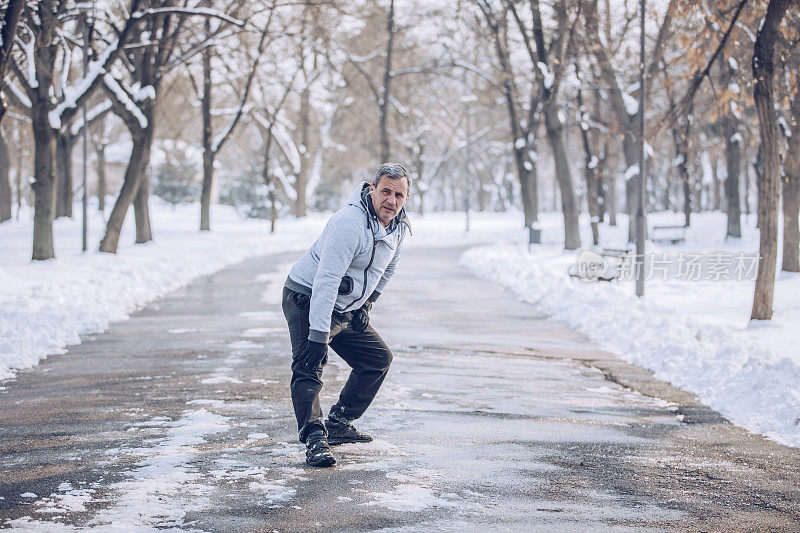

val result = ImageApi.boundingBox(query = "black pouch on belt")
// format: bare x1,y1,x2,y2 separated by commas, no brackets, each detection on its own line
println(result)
338,275,353,295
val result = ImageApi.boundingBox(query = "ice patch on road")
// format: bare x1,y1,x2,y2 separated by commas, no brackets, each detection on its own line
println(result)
201,376,242,384
33,489,95,513
87,408,229,528
241,327,285,337
7,408,230,530
238,310,281,321
364,484,456,513
186,399,225,407
248,480,296,504
227,340,263,350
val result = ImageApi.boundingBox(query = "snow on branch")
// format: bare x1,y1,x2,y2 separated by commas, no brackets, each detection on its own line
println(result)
49,39,119,129
348,48,382,63
272,118,302,175
210,102,253,152
5,80,31,109
271,161,297,202
14,30,37,88
70,100,112,137
48,0,144,130
142,7,244,27
102,74,148,129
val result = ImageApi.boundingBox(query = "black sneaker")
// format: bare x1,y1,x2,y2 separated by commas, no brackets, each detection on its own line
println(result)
324,418,373,445
305,430,336,467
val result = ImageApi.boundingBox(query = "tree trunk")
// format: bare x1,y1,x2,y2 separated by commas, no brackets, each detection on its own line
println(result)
133,163,152,244
750,0,791,320
782,92,800,272
261,120,277,234
723,116,742,238
0,128,11,222
29,35,58,260
96,144,106,212
578,99,600,245
711,155,722,211
592,93,608,224
31,102,58,260
753,148,763,228
515,148,538,226
744,150,751,216
55,133,73,218
200,150,214,231
200,36,214,231
605,146,617,226
543,102,580,249
378,0,395,162
99,134,149,253
14,126,23,220
783,177,800,272
670,98,693,227
295,83,310,217
682,174,692,226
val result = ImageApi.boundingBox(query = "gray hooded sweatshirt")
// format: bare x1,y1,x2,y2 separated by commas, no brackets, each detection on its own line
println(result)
285,182,411,344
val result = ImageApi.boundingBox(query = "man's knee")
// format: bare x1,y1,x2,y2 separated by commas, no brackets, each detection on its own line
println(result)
378,346,393,370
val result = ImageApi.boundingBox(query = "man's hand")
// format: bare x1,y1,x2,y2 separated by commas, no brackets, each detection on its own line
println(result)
351,303,371,332
298,340,328,370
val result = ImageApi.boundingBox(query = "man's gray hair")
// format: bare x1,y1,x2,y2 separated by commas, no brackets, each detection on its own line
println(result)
372,162,412,193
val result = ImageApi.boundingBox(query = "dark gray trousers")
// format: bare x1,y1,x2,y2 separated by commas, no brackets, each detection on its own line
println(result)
281,287,393,443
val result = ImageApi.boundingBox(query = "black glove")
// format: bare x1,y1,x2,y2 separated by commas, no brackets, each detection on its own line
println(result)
351,304,370,332
298,340,328,370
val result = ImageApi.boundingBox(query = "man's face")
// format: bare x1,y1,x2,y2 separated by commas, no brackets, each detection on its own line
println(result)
370,177,409,227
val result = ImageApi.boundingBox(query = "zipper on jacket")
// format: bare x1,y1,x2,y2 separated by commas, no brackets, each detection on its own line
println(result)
343,228,376,312
342,201,378,312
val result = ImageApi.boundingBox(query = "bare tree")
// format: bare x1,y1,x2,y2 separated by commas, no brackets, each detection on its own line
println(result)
474,0,539,226
99,3,242,252
576,75,600,244
782,77,800,272
8,0,141,260
507,0,580,249
253,78,295,233
584,0,675,241
719,54,743,239
197,11,270,231
750,0,795,320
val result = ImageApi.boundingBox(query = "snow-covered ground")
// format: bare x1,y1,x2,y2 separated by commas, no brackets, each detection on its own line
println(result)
2,200,798,448
460,211,800,448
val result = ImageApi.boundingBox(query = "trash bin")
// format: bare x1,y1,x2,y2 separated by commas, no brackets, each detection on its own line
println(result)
528,225,542,245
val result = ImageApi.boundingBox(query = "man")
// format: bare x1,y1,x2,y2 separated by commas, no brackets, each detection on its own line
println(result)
282,163,411,467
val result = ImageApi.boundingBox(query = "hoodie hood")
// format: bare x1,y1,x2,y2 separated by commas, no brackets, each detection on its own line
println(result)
347,182,412,236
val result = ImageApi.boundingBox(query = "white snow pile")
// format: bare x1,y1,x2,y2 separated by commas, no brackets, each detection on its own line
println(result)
460,212,800,448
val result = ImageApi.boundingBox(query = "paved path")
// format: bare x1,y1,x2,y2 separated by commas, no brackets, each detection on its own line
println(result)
1,246,799,532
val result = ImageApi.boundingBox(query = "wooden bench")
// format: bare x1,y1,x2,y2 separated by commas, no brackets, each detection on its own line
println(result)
568,247,633,282
651,225,686,245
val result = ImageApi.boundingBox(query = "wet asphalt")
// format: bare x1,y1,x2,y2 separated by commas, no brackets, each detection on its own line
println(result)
1,246,799,532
